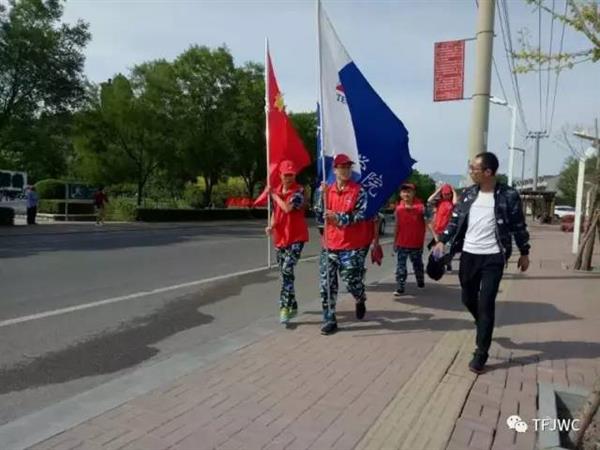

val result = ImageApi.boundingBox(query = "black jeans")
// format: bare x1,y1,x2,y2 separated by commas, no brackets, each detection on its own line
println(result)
26,206,37,225
459,251,505,355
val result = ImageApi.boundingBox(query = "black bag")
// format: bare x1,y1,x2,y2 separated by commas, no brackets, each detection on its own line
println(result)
426,252,452,281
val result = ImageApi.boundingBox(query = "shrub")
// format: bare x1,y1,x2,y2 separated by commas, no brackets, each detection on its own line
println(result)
35,179,66,199
38,200,94,215
0,207,14,226
105,197,138,222
136,208,269,222
183,183,204,209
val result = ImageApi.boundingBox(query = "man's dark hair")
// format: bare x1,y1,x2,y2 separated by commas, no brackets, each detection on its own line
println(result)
475,152,499,175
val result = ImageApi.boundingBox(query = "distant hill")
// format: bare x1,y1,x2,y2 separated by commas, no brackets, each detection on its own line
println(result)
429,172,464,187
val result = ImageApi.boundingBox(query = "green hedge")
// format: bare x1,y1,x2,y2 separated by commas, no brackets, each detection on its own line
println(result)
0,207,14,226
105,198,138,221
38,200,94,215
137,208,269,222
35,179,66,199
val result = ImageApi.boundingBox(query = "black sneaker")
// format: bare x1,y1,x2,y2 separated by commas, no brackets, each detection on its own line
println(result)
468,351,488,374
320,320,338,335
393,286,405,297
417,280,425,288
355,301,366,320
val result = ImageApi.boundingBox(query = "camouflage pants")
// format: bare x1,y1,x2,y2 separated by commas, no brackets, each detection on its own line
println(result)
395,247,424,288
319,248,368,313
276,242,304,309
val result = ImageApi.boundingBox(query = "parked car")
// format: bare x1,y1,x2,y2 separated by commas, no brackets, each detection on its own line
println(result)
377,210,394,236
554,205,575,219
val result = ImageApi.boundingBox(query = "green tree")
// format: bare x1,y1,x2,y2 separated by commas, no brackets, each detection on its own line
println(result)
74,74,172,205
557,155,598,205
515,0,599,71
406,169,437,203
171,46,237,206
0,0,90,172
227,62,266,197
289,111,318,201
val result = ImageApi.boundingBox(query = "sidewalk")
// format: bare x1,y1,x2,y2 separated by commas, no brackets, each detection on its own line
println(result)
19,225,600,449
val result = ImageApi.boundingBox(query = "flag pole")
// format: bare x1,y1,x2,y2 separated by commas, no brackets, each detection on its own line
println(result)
265,37,272,268
316,0,332,318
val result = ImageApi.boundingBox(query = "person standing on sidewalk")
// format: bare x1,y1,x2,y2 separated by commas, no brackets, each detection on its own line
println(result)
265,160,309,326
427,184,458,271
433,152,530,374
26,185,39,225
393,183,427,295
315,153,370,336
94,187,108,226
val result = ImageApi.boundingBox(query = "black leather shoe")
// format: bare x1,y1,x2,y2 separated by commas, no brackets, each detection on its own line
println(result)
355,301,366,320
468,351,488,374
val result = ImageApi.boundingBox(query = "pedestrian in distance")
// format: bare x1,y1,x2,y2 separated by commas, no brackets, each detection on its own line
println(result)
265,160,309,327
26,185,39,225
393,183,428,296
433,152,530,374
94,186,109,226
427,183,458,271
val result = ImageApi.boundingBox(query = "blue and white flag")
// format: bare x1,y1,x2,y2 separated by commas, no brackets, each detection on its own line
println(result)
317,2,416,218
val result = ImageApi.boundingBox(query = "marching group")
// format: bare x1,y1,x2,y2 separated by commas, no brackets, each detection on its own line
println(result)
266,151,530,374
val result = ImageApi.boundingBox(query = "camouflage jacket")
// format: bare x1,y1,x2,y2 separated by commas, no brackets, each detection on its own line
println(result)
438,183,530,260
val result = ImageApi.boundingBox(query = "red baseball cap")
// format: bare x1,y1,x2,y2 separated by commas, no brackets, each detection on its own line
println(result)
441,184,453,194
278,160,297,175
400,182,416,191
333,154,354,167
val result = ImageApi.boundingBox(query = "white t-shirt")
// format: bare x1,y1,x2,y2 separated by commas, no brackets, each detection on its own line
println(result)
463,192,501,254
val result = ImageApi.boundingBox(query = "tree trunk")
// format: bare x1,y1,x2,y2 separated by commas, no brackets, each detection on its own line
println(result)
574,211,599,270
241,175,252,198
569,376,600,448
203,176,213,207
137,180,143,207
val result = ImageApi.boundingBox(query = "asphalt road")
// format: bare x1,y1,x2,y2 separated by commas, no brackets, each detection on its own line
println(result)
0,221,397,426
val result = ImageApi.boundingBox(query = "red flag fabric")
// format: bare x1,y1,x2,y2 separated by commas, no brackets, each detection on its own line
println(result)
253,51,311,207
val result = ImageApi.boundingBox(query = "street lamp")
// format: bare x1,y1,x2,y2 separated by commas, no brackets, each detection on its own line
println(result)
489,96,518,186
572,146,598,254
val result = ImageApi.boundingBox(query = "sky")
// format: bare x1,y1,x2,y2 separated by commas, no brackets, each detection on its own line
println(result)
60,0,600,178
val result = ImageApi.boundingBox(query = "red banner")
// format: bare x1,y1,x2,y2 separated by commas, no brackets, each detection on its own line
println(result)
434,40,465,102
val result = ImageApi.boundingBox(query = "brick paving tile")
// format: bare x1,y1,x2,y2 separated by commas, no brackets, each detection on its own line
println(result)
23,227,600,450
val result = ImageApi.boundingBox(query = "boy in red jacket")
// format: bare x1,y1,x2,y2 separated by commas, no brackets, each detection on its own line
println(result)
393,183,428,295
266,160,309,325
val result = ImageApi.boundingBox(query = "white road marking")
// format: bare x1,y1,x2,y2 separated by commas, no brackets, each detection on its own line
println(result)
0,239,393,328
0,266,270,328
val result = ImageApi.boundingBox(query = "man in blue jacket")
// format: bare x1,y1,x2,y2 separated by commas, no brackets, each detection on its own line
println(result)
434,152,530,374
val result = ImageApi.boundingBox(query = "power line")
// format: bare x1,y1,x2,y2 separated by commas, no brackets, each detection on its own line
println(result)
492,56,509,103
544,0,556,131
538,3,543,131
497,0,529,133
549,0,568,134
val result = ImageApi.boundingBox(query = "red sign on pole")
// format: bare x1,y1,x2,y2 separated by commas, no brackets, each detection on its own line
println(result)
434,40,465,102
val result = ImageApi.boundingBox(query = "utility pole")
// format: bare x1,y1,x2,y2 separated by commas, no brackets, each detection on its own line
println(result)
468,0,495,163
527,131,548,190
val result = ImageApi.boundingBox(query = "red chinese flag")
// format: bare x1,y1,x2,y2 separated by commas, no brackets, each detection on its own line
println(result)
254,51,311,206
